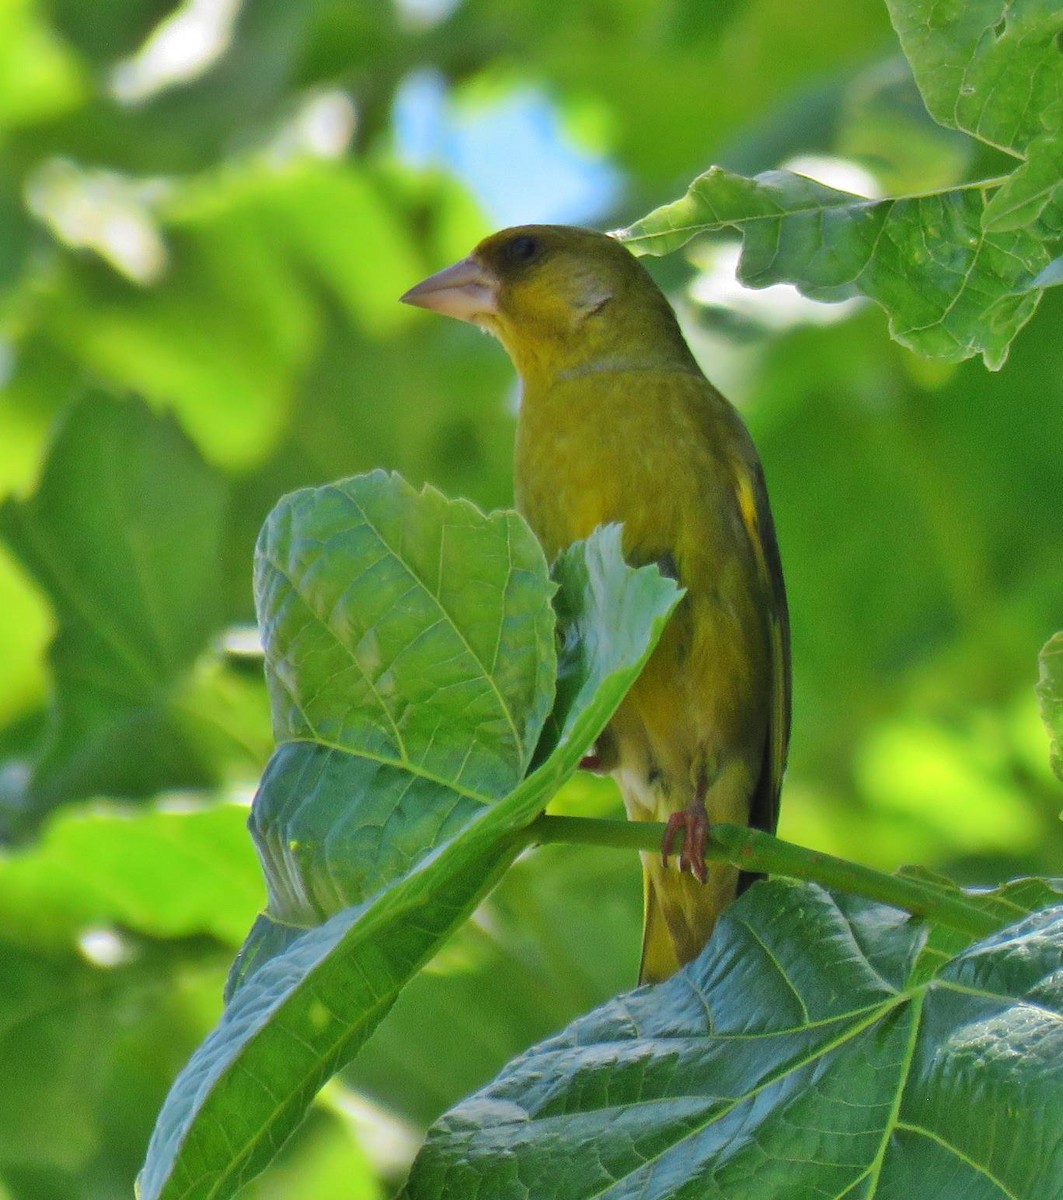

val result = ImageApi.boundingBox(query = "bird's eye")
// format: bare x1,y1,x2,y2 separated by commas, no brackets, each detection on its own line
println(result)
503,234,543,265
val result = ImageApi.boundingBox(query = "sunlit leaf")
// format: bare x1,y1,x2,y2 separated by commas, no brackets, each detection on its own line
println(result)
620,167,1050,368
404,879,1063,1200
45,162,424,469
885,0,1063,156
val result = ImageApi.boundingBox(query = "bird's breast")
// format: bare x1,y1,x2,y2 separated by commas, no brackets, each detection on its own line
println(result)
514,371,744,568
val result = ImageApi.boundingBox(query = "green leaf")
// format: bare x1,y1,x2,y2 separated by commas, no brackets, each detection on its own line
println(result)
1038,632,1063,783
982,127,1063,235
885,0,1063,156
619,166,1051,369
0,800,262,952
246,471,556,933
138,480,682,1200
403,878,1063,1200
0,394,232,826
0,935,229,1179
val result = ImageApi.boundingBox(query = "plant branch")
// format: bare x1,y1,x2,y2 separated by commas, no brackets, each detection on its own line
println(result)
520,815,1008,939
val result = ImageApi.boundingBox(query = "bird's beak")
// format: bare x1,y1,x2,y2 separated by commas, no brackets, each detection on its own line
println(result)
400,256,499,325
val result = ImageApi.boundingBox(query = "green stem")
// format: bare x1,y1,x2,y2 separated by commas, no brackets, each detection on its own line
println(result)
520,815,1007,939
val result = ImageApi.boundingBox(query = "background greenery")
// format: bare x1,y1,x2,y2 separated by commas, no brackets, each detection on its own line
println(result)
0,1,1059,1197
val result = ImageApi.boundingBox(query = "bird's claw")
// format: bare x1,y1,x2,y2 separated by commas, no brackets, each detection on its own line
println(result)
661,804,710,884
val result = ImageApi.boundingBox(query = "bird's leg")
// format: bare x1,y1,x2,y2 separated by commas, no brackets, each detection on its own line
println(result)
661,774,710,884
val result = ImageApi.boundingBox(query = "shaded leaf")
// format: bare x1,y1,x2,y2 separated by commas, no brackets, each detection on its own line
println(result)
0,936,228,1180
138,481,681,1200
404,878,1063,1200
619,166,1050,368
0,940,110,1173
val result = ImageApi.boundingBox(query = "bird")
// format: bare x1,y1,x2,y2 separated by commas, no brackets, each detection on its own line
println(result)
401,224,790,984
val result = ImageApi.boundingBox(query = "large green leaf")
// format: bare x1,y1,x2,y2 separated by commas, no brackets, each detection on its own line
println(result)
885,0,1063,157
1039,632,1063,783
619,168,1054,368
404,878,1063,1200
138,479,682,1200
244,471,556,939
0,395,235,827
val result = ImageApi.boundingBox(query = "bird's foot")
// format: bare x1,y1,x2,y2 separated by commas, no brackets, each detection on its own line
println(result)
661,802,710,884
579,751,606,774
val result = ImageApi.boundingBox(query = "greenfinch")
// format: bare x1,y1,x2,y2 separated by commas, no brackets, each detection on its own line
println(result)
402,225,790,983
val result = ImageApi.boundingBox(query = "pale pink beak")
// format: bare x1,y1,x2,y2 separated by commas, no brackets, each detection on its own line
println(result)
400,256,499,324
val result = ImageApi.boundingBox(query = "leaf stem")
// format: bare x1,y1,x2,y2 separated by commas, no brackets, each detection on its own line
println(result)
521,815,1007,939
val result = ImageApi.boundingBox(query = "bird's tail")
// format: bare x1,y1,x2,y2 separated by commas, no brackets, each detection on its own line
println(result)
638,852,742,984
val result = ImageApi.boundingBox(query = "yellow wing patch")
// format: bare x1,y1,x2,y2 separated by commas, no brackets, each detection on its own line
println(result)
735,469,761,547
732,459,790,829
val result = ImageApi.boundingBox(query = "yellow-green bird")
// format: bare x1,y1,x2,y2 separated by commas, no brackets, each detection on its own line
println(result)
402,225,790,983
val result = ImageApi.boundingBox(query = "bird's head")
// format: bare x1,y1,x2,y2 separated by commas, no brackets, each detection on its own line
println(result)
401,224,693,382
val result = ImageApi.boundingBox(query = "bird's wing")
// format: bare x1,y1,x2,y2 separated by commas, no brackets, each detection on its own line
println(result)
733,456,791,840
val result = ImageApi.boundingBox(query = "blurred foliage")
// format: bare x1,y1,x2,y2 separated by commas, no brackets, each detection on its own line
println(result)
0,0,1059,1196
